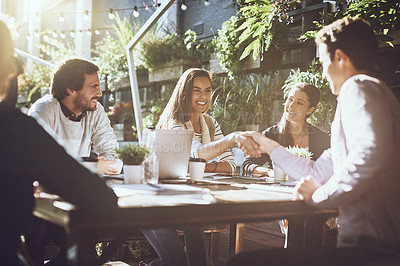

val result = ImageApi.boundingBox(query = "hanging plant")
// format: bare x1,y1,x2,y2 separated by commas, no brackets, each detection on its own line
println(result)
213,0,297,79
213,16,248,79
237,0,299,61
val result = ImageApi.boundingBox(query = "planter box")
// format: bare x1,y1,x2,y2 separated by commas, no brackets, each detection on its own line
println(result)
209,53,261,75
148,59,202,82
113,69,150,90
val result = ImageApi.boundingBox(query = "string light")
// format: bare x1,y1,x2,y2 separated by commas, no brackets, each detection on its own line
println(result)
133,6,139,17
204,0,210,6
181,0,187,11
16,4,167,40
58,12,65,23
84,10,90,21
108,8,115,20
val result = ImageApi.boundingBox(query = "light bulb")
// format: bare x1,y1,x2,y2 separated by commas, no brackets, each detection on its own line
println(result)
108,9,115,20
87,30,92,36
95,29,100,35
204,0,210,6
58,13,65,23
133,6,139,17
181,4,187,10
70,31,76,38
34,12,40,23
84,10,90,21
52,31,58,38
60,32,66,39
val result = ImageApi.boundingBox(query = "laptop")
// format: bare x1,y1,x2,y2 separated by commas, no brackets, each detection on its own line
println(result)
143,129,193,179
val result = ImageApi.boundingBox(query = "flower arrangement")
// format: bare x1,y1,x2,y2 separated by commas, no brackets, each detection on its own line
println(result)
285,145,313,159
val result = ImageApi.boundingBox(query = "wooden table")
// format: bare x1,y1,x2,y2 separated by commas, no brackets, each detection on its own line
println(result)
33,177,337,265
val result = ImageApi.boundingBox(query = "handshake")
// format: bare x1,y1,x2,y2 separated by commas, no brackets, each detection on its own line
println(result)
229,131,280,157
229,131,321,205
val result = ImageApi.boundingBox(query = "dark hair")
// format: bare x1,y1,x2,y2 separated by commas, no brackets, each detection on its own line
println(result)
156,68,212,129
315,17,378,73
0,21,13,60
278,83,321,146
51,58,99,100
0,21,16,103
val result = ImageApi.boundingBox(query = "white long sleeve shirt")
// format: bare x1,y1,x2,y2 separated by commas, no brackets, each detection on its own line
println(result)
271,74,400,246
28,94,118,158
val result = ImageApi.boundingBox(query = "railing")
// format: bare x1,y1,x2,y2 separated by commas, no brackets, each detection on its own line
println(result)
14,48,54,68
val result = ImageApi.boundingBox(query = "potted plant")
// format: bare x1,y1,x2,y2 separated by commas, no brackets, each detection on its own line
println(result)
139,30,211,82
274,145,313,182
116,144,149,184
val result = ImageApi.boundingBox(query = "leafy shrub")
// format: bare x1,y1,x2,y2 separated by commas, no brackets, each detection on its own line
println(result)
116,144,149,165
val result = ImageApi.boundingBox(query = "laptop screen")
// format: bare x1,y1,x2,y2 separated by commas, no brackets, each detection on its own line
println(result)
143,129,193,179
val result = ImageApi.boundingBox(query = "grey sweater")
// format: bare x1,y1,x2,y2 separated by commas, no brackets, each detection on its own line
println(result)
28,94,118,157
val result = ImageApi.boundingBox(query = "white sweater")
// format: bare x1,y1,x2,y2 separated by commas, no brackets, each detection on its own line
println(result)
28,94,118,158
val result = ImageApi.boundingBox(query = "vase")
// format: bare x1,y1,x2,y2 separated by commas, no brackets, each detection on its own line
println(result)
123,165,143,184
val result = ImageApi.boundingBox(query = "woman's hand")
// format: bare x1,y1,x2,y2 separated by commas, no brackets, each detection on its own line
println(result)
254,166,273,177
231,132,262,158
294,175,322,205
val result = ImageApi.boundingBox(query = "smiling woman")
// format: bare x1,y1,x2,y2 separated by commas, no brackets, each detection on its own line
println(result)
156,68,260,174
241,83,330,177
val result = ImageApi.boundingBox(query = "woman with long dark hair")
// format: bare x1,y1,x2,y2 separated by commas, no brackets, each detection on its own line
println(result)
241,83,330,176
157,67,259,173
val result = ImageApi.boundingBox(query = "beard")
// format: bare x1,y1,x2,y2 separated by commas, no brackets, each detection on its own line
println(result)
73,96,98,113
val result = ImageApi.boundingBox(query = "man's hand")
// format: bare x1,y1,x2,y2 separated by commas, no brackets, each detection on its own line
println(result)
97,156,118,175
294,175,322,205
232,132,262,158
253,166,273,177
240,131,280,155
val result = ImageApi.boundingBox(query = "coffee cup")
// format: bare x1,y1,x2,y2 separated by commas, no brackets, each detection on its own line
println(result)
273,162,286,182
189,158,206,181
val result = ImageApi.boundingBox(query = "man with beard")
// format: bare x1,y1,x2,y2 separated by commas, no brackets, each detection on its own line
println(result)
29,58,119,175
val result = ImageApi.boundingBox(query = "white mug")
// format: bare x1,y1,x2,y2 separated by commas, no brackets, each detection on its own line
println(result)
189,158,206,181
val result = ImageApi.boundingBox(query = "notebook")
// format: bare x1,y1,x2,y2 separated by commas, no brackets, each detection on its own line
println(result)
143,129,193,179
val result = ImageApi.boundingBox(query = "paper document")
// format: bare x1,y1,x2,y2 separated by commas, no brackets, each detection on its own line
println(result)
110,184,210,197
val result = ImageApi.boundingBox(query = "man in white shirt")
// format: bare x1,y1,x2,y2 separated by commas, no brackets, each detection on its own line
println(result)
29,58,120,175
229,17,400,265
